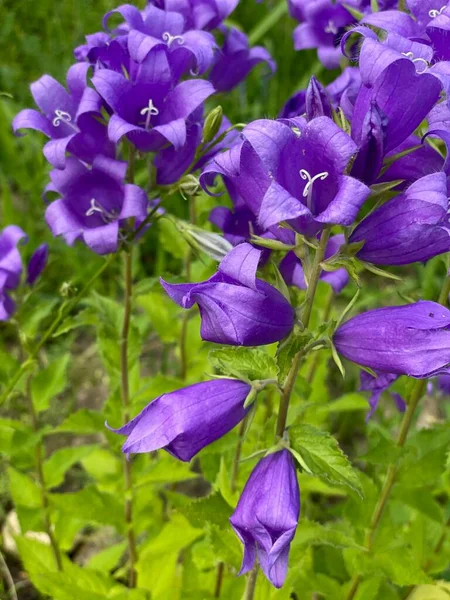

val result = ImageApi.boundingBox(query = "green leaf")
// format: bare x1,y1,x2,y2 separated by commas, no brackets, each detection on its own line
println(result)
33,563,115,600
43,445,97,489
361,261,403,282
409,584,450,600
209,347,278,383
181,492,232,529
137,455,197,486
52,409,105,434
88,542,127,572
31,354,70,412
137,291,180,343
15,537,67,579
292,520,364,551
320,393,368,414
207,523,242,569
8,467,41,507
290,424,363,497
276,325,313,384
271,261,291,301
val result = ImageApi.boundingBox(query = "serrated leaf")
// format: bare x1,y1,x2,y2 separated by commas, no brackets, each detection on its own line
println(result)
290,424,363,497
276,326,313,383
51,409,105,434
207,523,242,569
33,563,114,600
293,519,364,551
181,492,231,528
8,467,41,507
209,347,278,383
31,354,70,412
43,445,96,489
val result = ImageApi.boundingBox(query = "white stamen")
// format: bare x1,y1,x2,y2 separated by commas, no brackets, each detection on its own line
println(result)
324,20,338,35
300,169,329,211
85,198,118,224
52,109,72,127
401,52,429,74
162,31,184,47
429,5,447,18
140,98,159,129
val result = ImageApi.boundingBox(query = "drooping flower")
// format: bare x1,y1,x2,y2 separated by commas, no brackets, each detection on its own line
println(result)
230,449,300,588
161,243,295,346
350,173,450,265
108,378,251,461
45,156,148,254
0,226,26,321
27,244,49,286
12,63,114,169
359,370,406,420
334,301,450,378
280,234,349,294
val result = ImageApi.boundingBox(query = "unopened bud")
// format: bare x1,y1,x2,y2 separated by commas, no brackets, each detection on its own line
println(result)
179,174,201,197
202,106,223,144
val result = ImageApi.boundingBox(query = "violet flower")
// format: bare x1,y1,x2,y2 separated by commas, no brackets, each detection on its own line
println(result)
150,0,240,31
45,156,148,255
334,301,450,378
27,244,49,286
359,370,406,420
210,26,275,92
161,243,295,346
230,449,300,588
0,226,26,321
13,63,114,169
280,234,349,294
350,173,450,266
108,378,251,461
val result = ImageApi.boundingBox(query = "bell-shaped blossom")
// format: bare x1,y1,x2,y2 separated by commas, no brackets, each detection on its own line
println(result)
26,244,49,286
210,26,275,92
230,449,300,588
108,378,251,461
45,156,148,255
0,226,26,321
334,301,450,378
280,234,349,294
92,49,214,152
12,63,114,169
161,243,295,346
350,173,450,265
359,370,406,420
150,0,239,31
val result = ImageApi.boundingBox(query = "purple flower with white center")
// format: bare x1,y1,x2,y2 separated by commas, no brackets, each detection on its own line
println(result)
209,26,275,92
27,244,49,286
0,226,26,321
280,234,349,294
149,0,239,31
108,378,251,461
12,63,114,170
161,243,295,346
334,301,450,378
230,449,300,588
359,370,406,420
92,49,215,152
350,173,450,266
44,156,148,255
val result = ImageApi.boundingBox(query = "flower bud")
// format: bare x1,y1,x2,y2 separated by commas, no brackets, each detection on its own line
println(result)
202,106,224,144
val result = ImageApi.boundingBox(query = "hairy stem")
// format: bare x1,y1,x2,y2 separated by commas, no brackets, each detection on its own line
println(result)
276,229,331,439
244,564,259,600
306,286,334,384
121,249,138,587
26,376,63,571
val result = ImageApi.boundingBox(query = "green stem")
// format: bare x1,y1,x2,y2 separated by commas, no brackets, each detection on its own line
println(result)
0,550,17,600
276,229,331,439
121,249,138,588
248,0,288,46
243,564,259,600
179,197,196,380
0,254,116,406
306,286,334,384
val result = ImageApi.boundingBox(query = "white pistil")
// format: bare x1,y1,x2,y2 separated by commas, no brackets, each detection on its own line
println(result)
52,109,72,127
162,32,184,47
140,98,159,129
429,5,447,18
324,20,338,35
401,52,429,74
300,169,329,212
85,198,118,224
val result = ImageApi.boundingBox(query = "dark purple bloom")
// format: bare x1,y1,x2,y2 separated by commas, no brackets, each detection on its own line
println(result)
13,63,114,169
45,156,148,254
150,0,239,31
438,373,450,394
280,234,349,294
334,301,450,378
161,243,295,346
92,50,214,152
108,378,251,461
230,449,300,588
27,244,49,286
0,226,26,321
359,370,405,420
210,26,275,92
350,173,450,266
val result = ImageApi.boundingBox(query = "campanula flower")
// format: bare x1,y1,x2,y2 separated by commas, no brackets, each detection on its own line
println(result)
161,243,295,346
26,244,49,286
0,226,26,321
230,449,300,588
45,156,148,254
350,173,450,265
108,378,251,461
334,301,450,378
13,63,114,169
150,0,240,31
359,371,406,420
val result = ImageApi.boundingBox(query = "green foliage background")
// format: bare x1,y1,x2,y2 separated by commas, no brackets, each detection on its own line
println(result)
0,1,449,599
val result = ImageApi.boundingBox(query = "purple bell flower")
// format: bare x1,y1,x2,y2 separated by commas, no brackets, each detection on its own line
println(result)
230,449,300,588
438,373,450,394
108,378,251,461
0,226,26,321
359,370,406,420
209,26,275,92
280,234,349,294
161,243,295,346
150,0,239,31
44,156,148,255
334,301,450,378
350,173,450,266
26,244,49,286
13,63,114,169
